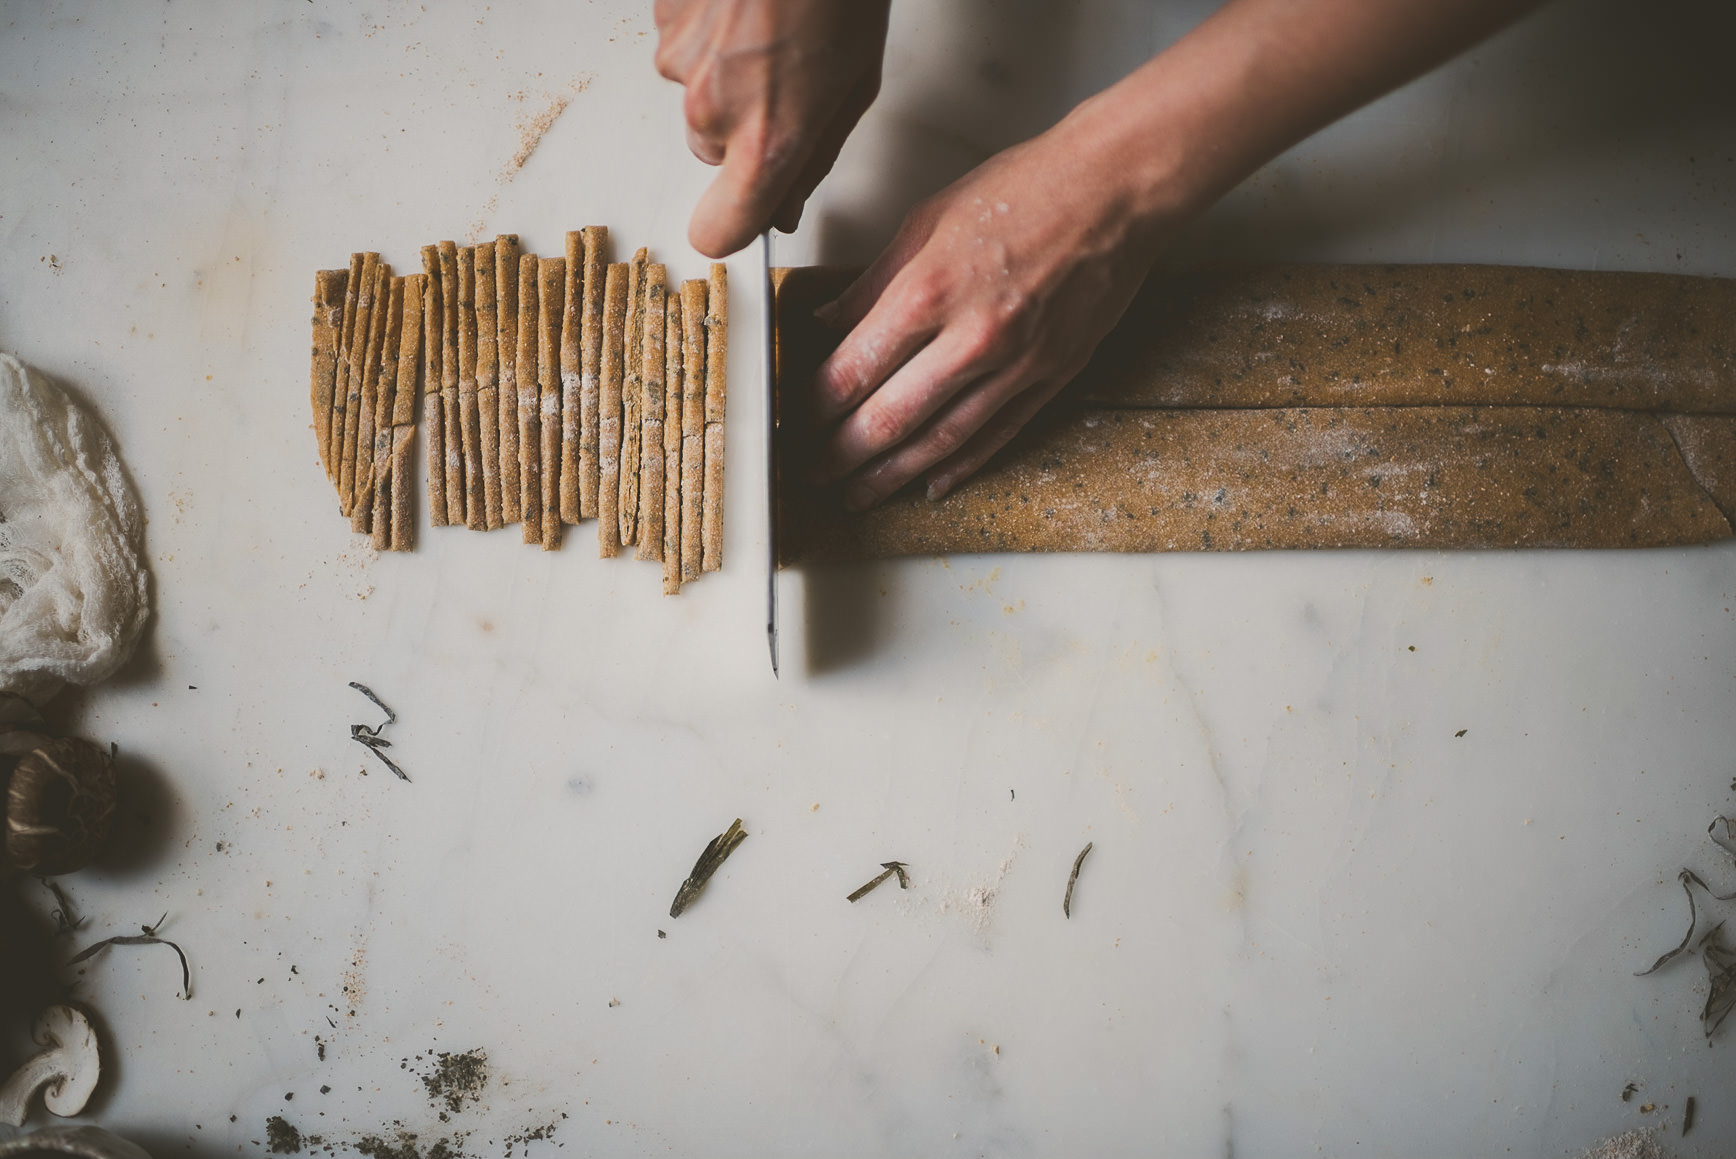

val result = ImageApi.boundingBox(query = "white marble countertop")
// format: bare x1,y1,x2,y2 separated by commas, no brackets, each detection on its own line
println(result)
3,2,1735,1157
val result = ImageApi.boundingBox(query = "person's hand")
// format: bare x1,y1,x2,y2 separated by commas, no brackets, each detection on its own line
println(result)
811,116,1174,510
808,0,1544,509
653,0,891,258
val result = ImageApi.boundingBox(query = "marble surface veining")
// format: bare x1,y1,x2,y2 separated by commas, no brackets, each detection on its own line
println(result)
1,2,1735,1157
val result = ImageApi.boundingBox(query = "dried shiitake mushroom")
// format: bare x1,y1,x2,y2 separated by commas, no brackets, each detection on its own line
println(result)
3,738,115,876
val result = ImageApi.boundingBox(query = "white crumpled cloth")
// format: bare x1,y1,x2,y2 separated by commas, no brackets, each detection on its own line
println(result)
0,352,148,706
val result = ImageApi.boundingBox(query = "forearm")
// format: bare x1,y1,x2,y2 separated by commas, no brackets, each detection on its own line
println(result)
1064,0,1547,246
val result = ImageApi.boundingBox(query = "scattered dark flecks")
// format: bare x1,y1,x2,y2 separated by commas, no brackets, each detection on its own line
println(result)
39,876,84,934
349,681,409,781
1454,729,1467,738
285,1091,295,1100
188,685,197,690
1683,1096,1697,1136
320,1085,331,1095
502,1118,564,1159
415,1049,489,1115
1064,842,1094,919
670,818,748,917
1621,1082,1639,1102
657,930,666,939
266,1116,303,1154
67,912,192,999
355,1130,465,1159
847,861,909,903
230,1116,237,1124
1010,789,1014,800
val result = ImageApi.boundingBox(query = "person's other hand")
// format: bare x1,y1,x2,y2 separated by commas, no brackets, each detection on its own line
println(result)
810,120,1173,510
654,0,891,258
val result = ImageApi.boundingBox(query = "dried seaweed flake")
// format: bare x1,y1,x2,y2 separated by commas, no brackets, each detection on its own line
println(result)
669,818,747,918
1064,842,1093,919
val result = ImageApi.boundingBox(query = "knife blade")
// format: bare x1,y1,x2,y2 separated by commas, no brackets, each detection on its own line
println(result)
762,229,779,678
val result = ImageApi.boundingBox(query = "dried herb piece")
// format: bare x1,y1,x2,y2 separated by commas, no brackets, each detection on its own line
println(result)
38,877,84,934
846,861,909,903
348,682,396,735
1636,869,1736,976
1710,816,1736,864
1683,1095,1696,1136
1454,729,1467,737
1064,841,1093,919
348,682,409,781
669,818,746,918
68,913,192,999
1621,1082,1638,1102
1700,924,1736,1040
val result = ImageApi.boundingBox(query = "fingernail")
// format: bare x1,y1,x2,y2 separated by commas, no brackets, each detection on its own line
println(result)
926,475,951,502
812,299,841,326
843,483,875,512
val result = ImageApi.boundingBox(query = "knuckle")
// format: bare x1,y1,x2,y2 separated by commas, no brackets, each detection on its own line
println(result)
860,398,914,450
925,418,970,461
896,272,947,323
953,312,1012,367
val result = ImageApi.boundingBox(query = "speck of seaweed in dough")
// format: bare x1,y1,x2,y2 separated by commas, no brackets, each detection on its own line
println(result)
265,1115,303,1154
418,1049,489,1115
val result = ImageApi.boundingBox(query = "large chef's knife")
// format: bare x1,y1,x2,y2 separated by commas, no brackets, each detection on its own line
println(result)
762,229,779,678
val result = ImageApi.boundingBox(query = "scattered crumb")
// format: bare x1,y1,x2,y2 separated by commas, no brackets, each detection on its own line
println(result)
1577,1129,1669,1159
417,1049,488,1115
265,1116,302,1154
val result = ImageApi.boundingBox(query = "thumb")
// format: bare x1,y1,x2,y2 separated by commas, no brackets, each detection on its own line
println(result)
687,123,804,258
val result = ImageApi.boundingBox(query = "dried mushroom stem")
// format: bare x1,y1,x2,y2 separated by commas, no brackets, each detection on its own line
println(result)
537,255,566,550
560,230,584,523
578,225,607,519
421,245,448,527
474,245,503,530
495,234,522,524
637,262,667,562
679,278,708,581
310,268,347,485
662,292,685,593
517,252,543,545
701,263,727,571
438,240,465,525
598,262,629,558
